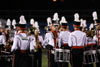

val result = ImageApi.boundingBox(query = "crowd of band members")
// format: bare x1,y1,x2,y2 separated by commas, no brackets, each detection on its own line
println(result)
0,11,100,67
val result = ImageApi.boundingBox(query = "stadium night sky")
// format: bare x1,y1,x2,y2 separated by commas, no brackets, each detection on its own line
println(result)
0,0,99,10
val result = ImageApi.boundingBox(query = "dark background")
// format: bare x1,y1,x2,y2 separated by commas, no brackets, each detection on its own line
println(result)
0,0,99,33
0,0,99,10
0,0,99,22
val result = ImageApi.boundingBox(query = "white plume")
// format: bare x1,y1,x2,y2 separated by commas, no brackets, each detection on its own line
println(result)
34,21,39,30
80,19,87,27
92,11,98,20
74,13,80,22
12,19,16,26
6,19,11,26
52,12,59,21
89,23,94,30
12,19,17,29
30,18,35,27
60,16,67,24
19,15,26,24
47,17,52,26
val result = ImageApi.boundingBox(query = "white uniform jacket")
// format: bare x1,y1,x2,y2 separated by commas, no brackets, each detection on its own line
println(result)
68,30,87,47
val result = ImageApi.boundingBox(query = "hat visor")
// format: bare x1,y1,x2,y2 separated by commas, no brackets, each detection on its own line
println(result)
15,24,26,27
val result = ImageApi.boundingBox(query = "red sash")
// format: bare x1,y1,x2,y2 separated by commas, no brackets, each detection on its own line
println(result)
52,31,59,48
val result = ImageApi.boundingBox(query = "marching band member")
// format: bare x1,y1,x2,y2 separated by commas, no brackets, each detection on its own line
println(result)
0,22,6,67
83,30,96,67
58,16,70,67
59,16,70,49
46,21,59,67
4,19,16,52
11,16,35,67
4,25,12,52
91,11,100,67
28,26,36,67
33,22,43,67
43,17,52,48
10,19,17,45
68,13,87,67
86,31,96,49
43,13,60,67
94,19,100,67
0,22,6,51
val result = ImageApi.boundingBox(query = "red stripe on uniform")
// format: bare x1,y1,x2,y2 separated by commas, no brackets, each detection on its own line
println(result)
72,46,84,49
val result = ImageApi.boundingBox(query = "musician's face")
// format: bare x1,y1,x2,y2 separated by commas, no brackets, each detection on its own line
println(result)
16,27,20,30
51,25,58,31
0,28,4,32
55,25,59,28
51,25,55,31
96,24,100,30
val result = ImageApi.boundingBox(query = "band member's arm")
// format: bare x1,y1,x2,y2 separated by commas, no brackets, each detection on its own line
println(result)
93,35,98,42
42,33,49,48
58,33,61,48
2,35,6,46
30,37,36,52
43,33,54,49
11,36,19,52
83,34,87,46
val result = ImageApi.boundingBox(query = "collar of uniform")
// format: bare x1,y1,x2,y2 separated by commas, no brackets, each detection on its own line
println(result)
20,31,26,33
75,28,80,30
61,26,67,28
66,30,68,31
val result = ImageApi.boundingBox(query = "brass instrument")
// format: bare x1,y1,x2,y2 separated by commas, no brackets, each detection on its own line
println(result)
34,41,41,52
5,39,12,52
29,27,36,33
4,29,12,52
34,30,42,52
